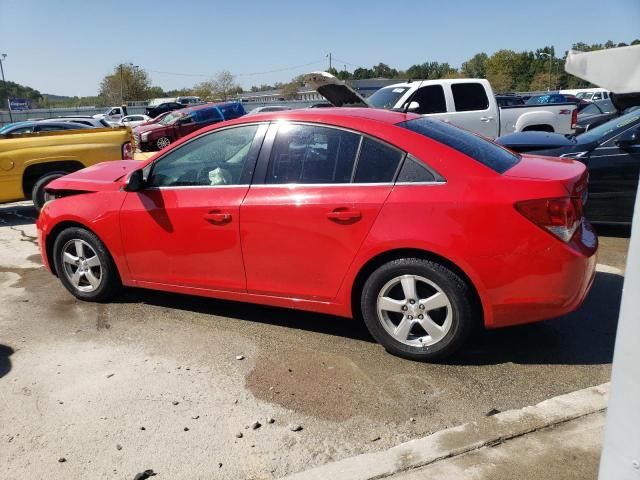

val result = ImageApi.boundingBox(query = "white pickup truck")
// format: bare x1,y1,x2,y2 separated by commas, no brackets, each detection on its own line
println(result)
304,73,577,138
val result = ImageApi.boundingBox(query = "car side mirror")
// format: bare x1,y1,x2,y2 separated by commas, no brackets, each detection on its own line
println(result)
124,169,145,192
407,101,420,112
615,128,640,150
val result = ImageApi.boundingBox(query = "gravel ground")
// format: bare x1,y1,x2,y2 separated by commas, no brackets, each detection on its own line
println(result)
0,202,628,479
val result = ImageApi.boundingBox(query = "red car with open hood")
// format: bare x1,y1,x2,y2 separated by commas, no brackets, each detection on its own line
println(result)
36,108,597,361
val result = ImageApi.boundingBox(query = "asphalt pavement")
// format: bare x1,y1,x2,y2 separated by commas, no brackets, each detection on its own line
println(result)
0,202,629,479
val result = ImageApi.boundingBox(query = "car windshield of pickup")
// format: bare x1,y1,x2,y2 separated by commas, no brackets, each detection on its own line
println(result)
368,86,411,109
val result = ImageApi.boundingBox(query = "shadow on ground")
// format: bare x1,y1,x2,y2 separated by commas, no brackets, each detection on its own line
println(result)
0,204,37,227
0,344,14,378
594,224,631,239
117,271,622,367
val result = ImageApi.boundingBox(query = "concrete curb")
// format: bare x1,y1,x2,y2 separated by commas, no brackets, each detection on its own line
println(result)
283,383,609,480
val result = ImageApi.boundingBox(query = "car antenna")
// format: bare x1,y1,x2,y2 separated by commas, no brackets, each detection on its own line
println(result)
403,78,425,114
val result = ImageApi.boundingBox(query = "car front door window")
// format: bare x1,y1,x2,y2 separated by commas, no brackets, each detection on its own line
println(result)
148,125,260,187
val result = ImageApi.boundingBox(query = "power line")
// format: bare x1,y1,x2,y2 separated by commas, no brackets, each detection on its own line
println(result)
146,59,326,79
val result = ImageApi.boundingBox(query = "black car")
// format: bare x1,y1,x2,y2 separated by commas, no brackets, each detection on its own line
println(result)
496,109,640,224
145,102,184,119
576,101,639,134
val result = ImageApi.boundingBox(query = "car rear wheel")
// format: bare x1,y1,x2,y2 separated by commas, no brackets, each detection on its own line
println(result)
361,258,473,361
155,136,171,150
32,171,68,213
53,227,121,302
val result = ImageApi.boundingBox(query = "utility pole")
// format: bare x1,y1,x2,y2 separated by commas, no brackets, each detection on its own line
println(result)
0,53,13,122
119,64,124,104
327,52,332,71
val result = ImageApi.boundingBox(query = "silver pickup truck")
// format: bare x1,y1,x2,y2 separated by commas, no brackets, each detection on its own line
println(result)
304,72,577,138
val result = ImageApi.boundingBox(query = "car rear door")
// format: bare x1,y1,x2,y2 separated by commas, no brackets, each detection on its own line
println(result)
240,122,403,301
446,82,498,137
585,122,640,223
120,124,267,291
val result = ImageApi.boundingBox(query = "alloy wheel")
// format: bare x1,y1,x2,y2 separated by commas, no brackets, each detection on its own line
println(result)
376,274,453,347
61,239,103,293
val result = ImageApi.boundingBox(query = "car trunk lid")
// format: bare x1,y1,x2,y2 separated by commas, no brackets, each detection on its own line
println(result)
303,71,369,107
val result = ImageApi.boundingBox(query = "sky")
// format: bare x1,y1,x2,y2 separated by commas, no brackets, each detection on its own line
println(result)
1,0,639,97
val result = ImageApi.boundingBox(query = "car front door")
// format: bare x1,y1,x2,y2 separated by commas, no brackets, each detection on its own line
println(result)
120,123,267,291
585,123,640,223
240,122,403,301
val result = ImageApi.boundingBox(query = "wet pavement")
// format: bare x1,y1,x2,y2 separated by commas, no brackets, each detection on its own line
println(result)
0,202,629,479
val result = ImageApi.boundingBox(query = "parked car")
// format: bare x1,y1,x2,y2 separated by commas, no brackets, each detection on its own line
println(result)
496,95,525,107
176,96,205,105
0,126,133,211
0,121,92,135
44,116,111,128
145,102,184,119
304,72,577,137
37,108,596,361
526,94,592,113
496,109,640,224
575,100,637,134
247,106,292,115
114,114,151,128
93,106,127,122
134,102,246,151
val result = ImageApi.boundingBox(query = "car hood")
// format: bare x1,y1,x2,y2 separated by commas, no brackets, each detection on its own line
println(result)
134,123,167,134
303,71,369,107
46,160,142,193
496,131,576,151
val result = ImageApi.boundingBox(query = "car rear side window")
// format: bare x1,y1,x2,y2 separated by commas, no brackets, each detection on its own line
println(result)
409,85,447,114
266,125,360,184
353,138,403,183
398,117,520,173
396,155,439,183
451,83,489,111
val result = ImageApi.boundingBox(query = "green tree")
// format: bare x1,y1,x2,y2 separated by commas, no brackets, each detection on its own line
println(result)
99,63,151,104
352,67,374,79
461,53,488,78
193,70,241,101
485,50,519,92
146,86,165,99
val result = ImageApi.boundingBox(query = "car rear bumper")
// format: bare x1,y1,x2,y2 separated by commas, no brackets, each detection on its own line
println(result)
479,220,598,329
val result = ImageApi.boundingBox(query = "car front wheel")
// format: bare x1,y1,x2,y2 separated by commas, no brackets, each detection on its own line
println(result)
32,171,68,212
155,136,171,150
361,258,474,361
53,227,121,302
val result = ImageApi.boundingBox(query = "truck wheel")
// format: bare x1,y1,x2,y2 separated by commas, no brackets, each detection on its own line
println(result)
360,258,474,361
155,137,171,150
32,171,68,212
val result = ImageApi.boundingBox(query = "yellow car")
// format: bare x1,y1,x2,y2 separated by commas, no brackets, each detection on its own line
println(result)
0,126,133,211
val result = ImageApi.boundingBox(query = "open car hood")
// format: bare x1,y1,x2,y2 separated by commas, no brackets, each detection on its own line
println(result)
303,71,369,107
46,160,142,193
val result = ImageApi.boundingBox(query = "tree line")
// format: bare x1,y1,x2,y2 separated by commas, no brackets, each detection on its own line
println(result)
5,39,638,109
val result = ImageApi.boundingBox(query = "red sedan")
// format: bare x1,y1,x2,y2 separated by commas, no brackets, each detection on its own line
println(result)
36,108,597,361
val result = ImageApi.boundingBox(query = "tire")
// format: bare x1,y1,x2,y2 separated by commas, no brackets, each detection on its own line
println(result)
53,227,121,302
31,171,68,212
155,136,171,150
361,258,473,361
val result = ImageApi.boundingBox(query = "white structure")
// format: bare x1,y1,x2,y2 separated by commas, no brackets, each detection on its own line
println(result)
565,44,640,480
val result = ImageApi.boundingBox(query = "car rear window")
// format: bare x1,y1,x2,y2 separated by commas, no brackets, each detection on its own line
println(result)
397,117,520,173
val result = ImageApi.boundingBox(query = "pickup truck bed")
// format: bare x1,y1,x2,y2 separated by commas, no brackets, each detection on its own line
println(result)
0,127,133,210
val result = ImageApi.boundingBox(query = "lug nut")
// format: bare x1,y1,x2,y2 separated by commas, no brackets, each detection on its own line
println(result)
418,315,424,319
408,315,413,320
402,306,408,311
419,304,425,310
409,299,415,304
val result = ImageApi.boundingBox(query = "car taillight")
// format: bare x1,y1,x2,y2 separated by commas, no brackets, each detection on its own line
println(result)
122,142,133,160
571,108,577,129
515,197,583,242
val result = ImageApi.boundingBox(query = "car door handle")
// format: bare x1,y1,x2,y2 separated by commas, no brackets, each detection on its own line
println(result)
204,211,232,224
326,209,362,222
480,116,494,122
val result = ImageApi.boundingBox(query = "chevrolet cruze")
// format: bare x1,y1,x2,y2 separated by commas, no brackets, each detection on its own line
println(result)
37,109,597,361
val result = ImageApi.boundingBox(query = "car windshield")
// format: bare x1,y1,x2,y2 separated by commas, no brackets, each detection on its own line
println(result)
368,86,411,109
579,103,603,115
397,117,520,173
159,112,183,125
579,109,640,144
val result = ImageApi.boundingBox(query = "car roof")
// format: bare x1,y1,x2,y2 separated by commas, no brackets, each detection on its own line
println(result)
241,107,419,125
